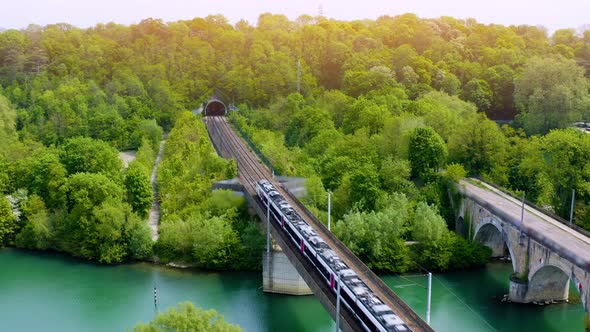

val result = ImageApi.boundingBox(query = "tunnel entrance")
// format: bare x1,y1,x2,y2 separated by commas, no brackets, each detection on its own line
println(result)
204,99,227,116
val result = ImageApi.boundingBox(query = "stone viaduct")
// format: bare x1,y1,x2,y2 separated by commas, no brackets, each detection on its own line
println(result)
456,180,590,322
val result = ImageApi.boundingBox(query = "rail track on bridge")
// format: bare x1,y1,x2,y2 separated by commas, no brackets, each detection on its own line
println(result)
205,116,432,332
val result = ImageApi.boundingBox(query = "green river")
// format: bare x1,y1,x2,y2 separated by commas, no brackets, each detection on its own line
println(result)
0,248,585,331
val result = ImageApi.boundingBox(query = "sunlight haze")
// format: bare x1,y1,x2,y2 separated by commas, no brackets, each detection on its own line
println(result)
3,0,590,31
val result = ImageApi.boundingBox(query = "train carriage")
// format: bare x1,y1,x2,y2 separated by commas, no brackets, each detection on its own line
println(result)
255,180,411,332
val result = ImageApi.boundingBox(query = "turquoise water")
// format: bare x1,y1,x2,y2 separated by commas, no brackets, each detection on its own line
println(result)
0,249,585,331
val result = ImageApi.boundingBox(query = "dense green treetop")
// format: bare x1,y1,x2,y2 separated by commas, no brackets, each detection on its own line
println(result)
514,56,590,135
131,302,242,332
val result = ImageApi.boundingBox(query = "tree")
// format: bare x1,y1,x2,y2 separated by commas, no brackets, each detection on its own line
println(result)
412,202,446,243
462,78,493,113
191,215,241,269
0,196,16,246
15,195,52,250
409,91,477,143
519,129,590,219
357,103,390,135
93,202,129,263
12,147,68,210
60,137,123,180
132,302,242,332
349,162,382,212
341,66,397,97
448,113,508,178
379,157,416,196
514,56,590,135
155,213,240,268
55,172,124,259
0,94,17,140
131,119,163,151
319,90,353,129
125,162,153,218
285,106,334,147
407,127,447,180
434,71,461,96
334,193,412,272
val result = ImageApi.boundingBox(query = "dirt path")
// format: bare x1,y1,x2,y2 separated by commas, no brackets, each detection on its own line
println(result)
148,141,165,241
118,150,137,168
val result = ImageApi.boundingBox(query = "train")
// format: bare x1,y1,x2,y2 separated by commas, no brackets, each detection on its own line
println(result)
256,179,411,332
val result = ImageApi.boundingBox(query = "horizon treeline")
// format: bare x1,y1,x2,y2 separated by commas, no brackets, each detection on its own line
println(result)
1,13,589,132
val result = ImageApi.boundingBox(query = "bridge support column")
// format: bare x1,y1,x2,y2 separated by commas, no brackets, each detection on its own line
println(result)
508,279,527,303
263,251,312,295
509,265,571,304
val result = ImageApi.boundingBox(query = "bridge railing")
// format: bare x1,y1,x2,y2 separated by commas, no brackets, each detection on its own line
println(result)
472,177,590,238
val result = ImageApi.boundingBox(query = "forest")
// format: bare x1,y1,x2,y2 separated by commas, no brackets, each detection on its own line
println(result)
0,13,590,272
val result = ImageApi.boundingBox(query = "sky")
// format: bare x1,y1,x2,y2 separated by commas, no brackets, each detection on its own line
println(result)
2,0,590,33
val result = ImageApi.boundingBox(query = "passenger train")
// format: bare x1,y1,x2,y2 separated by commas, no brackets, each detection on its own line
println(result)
256,179,411,332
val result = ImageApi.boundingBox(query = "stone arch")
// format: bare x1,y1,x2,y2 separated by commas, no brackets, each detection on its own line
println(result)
456,216,465,234
204,99,226,116
526,264,571,302
473,219,515,270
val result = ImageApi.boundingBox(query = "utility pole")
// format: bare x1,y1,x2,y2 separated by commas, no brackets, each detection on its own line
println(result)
297,59,301,94
154,286,158,313
569,189,576,226
335,270,341,332
269,147,274,179
266,200,270,253
519,192,526,246
328,191,331,231
520,192,526,227
426,272,432,325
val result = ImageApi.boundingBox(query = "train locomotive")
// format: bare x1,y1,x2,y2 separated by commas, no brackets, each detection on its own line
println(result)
256,179,411,332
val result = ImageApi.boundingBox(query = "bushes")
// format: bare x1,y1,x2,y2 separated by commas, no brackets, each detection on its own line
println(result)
155,214,241,268
412,232,491,272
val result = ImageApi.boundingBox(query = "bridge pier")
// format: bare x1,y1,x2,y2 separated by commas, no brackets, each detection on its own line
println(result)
508,275,569,304
263,250,312,295
213,178,313,296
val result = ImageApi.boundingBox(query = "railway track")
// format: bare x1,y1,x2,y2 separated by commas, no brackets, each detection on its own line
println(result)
204,116,431,332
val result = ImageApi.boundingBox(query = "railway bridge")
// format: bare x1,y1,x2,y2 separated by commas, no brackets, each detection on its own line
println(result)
457,180,590,321
204,115,432,332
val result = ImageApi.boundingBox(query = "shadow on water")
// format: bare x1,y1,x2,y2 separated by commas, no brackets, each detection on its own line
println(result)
215,270,334,332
